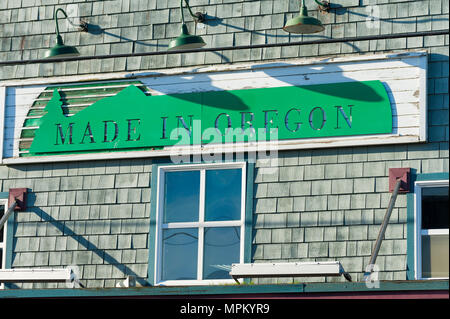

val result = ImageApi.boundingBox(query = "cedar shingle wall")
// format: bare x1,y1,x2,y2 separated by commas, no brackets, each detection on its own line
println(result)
0,0,448,288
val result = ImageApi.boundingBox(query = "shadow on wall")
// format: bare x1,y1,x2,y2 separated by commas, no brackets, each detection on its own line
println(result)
388,52,449,138
249,61,384,101
79,2,449,63
9,192,150,288
121,59,386,113
84,22,230,63
202,13,361,53
335,4,449,25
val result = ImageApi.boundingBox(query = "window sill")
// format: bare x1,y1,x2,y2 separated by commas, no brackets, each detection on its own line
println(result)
154,279,241,286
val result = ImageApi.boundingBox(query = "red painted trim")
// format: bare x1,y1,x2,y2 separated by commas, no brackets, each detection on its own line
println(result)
270,290,449,299
118,290,449,299
8,188,27,211
389,167,411,193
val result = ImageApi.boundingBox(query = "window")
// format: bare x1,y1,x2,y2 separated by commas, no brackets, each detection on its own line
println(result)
415,180,449,280
0,199,8,271
153,163,247,285
0,199,8,290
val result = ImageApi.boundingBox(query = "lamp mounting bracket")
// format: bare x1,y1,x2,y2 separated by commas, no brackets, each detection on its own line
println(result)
316,0,331,13
193,12,206,23
78,20,89,32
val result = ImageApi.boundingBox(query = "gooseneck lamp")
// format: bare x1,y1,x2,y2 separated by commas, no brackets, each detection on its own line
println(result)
283,0,329,34
168,0,206,51
44,8,81,59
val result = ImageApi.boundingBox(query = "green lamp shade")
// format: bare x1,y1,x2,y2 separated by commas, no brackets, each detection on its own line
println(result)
168,24,206,51
283,6,325,34
44,35,80,58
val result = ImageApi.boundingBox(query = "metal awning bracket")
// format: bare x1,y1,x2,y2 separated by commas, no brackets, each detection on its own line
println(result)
8,188,27,211
230,261,352,284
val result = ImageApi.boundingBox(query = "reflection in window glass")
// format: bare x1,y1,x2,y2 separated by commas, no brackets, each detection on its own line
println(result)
421,187,449,229
161,228,198,281
203,227,240,279
157,164,246,284
419,185,449,279
0,204,4,270
0,205,4,243
422,235,449,278
164,171,200,223
205,169,242,221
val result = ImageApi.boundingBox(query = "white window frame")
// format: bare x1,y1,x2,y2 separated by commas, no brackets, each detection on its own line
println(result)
414,180,449,280
0,198,8,289
154,162,247,286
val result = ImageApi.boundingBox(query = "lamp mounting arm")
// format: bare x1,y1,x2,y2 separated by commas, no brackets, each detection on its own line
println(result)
314,0,331,12
180,0,206,24
300,0,330,13
54,8,88,35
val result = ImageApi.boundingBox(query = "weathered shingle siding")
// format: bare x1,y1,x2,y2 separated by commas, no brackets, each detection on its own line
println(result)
253,147,411,283
0,0,448,79
0,0,448,288
2,159,152,288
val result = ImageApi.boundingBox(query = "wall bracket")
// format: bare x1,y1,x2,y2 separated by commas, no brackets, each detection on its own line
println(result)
389,168,410,193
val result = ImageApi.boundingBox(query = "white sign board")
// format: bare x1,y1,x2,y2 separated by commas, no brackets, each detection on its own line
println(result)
0,51,427,164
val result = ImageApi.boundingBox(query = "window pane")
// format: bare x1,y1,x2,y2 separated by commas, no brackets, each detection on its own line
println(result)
203,227,240,279
0,204,4,243
164,171,200,223
422,235,449,278
161,228,198,281
421,187,449,229
205,169,242,221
